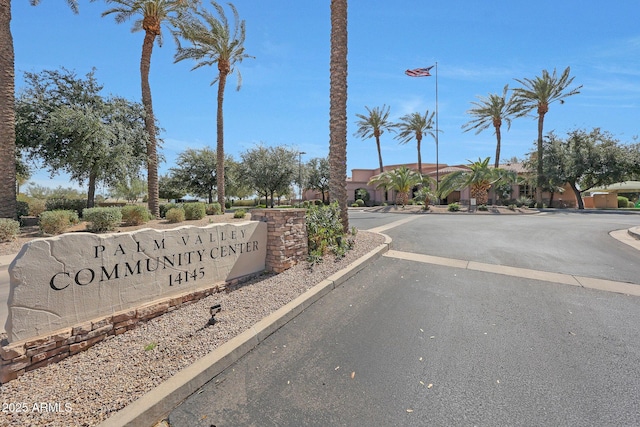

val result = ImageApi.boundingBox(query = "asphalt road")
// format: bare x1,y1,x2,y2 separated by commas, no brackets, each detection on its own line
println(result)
168,211,640,426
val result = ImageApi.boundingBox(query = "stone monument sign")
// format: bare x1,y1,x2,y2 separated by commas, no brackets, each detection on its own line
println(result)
6,221,267,343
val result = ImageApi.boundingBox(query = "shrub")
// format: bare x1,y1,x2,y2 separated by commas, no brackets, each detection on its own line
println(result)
28,198,47,217
0,219,20,242
46,198,88,217
516,196,534,208
351,203,359,207
233,209,246,219
121,205,152,226
508,204,517,211
232,199,256,207
39,210,79,235
355,199,365,207
305,202,353,261
183,202,206,220
83,207,122,233
159,203,178,218
206,202,222,215
629,201,636,208
225,201,232,209
448,202,460,212
16,201,29,219
618,196,629,208
478,204,488,211
165,207,185,223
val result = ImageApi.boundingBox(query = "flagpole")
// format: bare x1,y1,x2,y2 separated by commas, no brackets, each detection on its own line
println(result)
435,61,439,203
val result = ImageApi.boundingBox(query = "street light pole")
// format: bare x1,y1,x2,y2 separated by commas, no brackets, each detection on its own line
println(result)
298,151,306,203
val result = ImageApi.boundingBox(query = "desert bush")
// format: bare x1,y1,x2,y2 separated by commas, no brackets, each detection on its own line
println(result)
206,202,222,215
448,202,460,212
39,210,79,235
618,196,629,208
478,204,488,211
183,202,206,220
306,202,353,262
159,203,178,218
351,203,359,207
516,196,535,208
83,207,122,233
0,219,20,242
16,201,29,219
165,207,185,223
232,199,256,207
355,199,365,207
46,198,87,217
121,205,152,226
225,201,232,209
508,204,517,211
28,198,47,217
233,209,246,219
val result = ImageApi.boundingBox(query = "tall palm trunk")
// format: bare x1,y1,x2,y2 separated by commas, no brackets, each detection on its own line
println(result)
375,136,383,172
216,65,228,212
329,0,348,232
0,1,16,219
536,110,546,206
494,123,502,169
416,135,422,174
141,29,160,218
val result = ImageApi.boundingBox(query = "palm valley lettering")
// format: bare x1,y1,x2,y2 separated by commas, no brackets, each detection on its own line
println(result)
49,228,260,290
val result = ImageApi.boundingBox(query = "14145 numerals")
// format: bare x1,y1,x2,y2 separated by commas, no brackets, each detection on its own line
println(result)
169,267,205,286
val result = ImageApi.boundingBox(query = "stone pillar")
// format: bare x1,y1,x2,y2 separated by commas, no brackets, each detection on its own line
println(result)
250,209,307,273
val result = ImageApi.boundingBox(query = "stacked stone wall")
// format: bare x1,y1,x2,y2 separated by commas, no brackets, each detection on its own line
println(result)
250,209,307,273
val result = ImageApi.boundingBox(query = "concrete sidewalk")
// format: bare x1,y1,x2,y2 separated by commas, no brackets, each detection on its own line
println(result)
0,254,15,271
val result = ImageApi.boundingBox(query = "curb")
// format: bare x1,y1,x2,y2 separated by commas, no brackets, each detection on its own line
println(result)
0,254,15,271
629,226,640,240
98,233,392,427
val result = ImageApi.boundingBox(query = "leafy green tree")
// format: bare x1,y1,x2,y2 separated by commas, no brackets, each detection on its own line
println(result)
354,105,394,172
394,110,436,174
528,128,635,209
329,0,349,232
158,173,186,202
513,67,582,206
26,184,86,200
15,68,149,208
224,157,253,201
462,85,522,168
240,144,298,208
0,1,79,219
438,157,517,206
305,157,330,203
173,1,253,213
169,147,235,203
110,175,147,202
96,0,198,218
368,165,423,206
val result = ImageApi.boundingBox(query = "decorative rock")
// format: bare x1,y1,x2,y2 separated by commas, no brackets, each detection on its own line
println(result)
6,221,267,343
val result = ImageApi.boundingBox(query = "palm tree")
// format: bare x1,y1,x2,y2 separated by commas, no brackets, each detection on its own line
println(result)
437,157,517,206
354,104,394,173
395,110,436,175
329,0,348,232
462,85,522,169
513,67,581,206
368,166,423,207
0,0,78,219
96,0,197,218
173,1,252,213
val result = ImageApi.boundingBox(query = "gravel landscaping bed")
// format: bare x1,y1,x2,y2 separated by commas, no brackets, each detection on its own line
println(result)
0,229,384,427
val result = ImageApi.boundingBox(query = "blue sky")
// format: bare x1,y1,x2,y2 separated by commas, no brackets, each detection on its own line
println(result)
12,1,640,192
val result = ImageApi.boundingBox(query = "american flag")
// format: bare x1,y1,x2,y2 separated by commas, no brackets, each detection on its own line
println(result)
405,66,434,77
